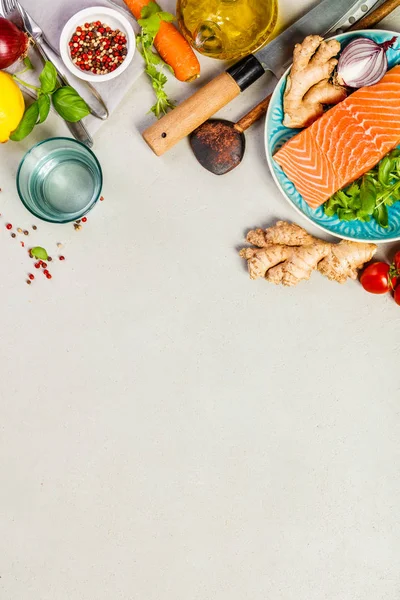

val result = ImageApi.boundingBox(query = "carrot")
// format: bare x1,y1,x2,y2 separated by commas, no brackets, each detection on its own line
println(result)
124,0,200,82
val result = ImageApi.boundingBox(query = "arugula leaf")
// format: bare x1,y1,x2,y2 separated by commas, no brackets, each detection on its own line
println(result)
360,176,377,215
52,87,90,122
374,203,389,228
378,155,393,187
9,101,39,141
324,148,400,227
39,61,58,94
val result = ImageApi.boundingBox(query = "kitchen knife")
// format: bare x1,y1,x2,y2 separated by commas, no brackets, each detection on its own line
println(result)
143,0,381,156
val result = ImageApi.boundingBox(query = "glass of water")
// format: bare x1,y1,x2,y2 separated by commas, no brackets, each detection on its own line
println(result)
17,137,103,223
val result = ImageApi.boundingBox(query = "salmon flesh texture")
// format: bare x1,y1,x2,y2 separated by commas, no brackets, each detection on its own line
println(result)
273,65,400,209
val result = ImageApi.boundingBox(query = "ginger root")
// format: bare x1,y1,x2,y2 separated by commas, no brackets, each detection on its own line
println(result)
283,35,347,129
239,221,377,287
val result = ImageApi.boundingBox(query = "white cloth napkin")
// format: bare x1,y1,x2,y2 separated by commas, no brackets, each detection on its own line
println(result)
2,0,155,133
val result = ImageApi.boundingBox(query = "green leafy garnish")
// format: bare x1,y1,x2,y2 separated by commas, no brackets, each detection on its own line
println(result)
52,86,91,122
23,56,34,70
136,1,175,118
10,101,40,141
30,246,48,260
39,61,57,94
324,149,400,228
11,61,90,141
37,94,51,124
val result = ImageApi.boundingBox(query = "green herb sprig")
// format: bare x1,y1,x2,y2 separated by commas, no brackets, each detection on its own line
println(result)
324,149,400,228
136,1,175,118
10,58,90,141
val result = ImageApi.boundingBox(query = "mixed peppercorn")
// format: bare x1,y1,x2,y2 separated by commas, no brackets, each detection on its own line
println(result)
69,21,128,75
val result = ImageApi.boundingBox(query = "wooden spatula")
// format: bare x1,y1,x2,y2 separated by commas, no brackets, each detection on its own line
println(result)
189,0,400,175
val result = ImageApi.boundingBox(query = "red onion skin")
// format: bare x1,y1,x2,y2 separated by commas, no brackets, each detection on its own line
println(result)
0,17,28,69
337,36,396,89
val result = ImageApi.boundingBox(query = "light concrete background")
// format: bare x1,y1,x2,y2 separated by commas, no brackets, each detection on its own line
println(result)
1,1,400,599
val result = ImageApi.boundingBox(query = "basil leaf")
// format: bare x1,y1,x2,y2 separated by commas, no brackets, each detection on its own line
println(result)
378,156,393,187
9,101,39,141
374,204,389,228
30,246,48,260
37,94,51,124
39,61,58,94
360,177,377,215
52,86,90,122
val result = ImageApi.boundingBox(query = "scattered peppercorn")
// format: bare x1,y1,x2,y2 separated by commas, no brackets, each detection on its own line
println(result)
100,196,104,201
32,225,37,230
59,255,65,261
46,273,52,279
69,21,128,75
17,228,23,233
47,256,52,262
74,223,82,230
28,273,34,280
34,262,41,269
26,279,31,285
43,269,49,275
41,262,47,269
11,233,16,238
6,223,12,229
23,230,29,236
82,217,87,223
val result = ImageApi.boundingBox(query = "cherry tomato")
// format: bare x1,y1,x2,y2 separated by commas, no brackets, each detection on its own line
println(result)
360,261,397,294
394,285,400,306
393,251,400,273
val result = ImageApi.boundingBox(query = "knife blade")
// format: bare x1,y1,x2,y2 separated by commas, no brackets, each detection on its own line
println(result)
142,0,381,156
16,1,108,121
253,0,380,78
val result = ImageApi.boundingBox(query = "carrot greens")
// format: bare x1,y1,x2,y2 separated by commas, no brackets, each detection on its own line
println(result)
136,1,175,117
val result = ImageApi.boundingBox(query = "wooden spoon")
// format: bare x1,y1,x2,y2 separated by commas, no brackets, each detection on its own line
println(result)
190,0,400,175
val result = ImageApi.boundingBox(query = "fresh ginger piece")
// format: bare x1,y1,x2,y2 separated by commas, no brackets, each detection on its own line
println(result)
239,221,377,286
239,245,291,280
247,221,315,247
318,240,377,283
266,240,330,286
283,35,347,128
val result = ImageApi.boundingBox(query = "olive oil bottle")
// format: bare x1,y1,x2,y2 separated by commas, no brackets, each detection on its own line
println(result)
176,0,278,61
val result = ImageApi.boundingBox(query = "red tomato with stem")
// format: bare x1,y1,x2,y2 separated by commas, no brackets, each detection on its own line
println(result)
394,285,400,306
393,251,400,273
360,262,397,294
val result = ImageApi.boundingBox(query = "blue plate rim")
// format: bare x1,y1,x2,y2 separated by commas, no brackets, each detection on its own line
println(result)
265,28,400,244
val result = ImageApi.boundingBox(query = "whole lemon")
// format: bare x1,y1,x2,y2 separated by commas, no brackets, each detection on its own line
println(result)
0,71,25,143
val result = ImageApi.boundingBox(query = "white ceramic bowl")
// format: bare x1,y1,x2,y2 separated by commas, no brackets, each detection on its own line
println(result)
60,6,135,82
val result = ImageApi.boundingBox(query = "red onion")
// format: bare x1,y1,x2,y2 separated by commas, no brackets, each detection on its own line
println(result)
337,36,397,88
0,16,28,69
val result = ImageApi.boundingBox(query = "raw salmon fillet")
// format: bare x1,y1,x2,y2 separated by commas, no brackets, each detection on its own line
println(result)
273,65,400,209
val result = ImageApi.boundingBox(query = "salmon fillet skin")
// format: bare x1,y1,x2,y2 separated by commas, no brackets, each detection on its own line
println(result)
273,65,400,209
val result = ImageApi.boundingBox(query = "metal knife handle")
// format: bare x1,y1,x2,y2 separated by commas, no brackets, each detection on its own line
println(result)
33,41,93,147
38,37,108,120
64,118,94,147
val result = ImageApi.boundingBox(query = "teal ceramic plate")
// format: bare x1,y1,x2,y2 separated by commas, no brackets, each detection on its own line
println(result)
265,29,400,243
